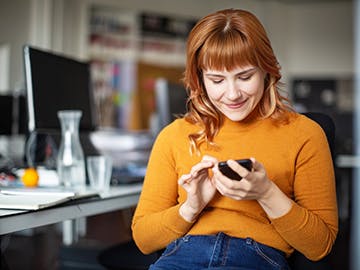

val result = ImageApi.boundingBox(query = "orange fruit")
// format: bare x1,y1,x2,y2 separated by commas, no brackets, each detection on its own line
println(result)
22,167,39,187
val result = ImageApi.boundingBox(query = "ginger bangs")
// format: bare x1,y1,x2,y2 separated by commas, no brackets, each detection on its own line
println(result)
197,29,258,72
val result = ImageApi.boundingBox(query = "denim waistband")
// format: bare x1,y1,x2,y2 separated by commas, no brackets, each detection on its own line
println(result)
150,232,290,270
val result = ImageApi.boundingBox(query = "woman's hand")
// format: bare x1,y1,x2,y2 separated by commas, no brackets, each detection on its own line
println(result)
178,155,218,222
213,158,292,218
213,158,271,200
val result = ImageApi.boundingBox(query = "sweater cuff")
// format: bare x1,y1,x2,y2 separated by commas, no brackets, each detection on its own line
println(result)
270,202,304,232
163,204,195,234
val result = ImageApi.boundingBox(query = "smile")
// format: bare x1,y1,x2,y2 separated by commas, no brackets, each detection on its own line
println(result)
225,100,247,109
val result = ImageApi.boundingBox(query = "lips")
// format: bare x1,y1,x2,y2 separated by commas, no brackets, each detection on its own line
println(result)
226,100,247,109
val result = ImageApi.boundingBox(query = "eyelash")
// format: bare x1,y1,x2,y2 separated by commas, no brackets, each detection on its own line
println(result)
211,75,252,84
212,80,223,84
240,75,252,81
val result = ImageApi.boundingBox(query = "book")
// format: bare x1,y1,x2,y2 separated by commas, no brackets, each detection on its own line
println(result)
0,187,99,210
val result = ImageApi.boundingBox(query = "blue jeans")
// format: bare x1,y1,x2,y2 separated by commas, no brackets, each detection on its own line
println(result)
149,233,290,270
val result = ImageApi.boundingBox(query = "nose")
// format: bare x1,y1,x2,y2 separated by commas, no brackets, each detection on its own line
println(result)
226,81,242,100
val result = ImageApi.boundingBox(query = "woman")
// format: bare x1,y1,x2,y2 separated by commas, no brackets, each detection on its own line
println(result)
132,9,338,269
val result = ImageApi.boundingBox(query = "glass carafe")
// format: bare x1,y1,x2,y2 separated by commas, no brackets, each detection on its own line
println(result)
57,110,86,188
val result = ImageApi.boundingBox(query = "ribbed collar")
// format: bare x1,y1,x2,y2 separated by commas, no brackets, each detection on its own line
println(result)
220,111,265,133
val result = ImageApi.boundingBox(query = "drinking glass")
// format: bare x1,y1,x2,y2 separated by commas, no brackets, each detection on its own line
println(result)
87,155,112,192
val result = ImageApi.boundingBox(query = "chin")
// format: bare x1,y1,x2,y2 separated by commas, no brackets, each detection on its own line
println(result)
223,107,251,122
225,114,248,122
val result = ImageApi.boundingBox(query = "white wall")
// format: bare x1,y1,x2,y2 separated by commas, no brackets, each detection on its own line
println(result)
259,1,353,85
286,1,353,77
0,0,31,91
0,0,54,92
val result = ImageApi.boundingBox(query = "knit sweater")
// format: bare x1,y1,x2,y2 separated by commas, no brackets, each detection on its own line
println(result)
131,112,338,260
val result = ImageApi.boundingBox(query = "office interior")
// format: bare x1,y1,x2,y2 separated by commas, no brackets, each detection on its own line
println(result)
0,0,356,269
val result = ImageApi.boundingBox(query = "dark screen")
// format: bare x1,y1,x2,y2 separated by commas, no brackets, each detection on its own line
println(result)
0,95,13,135
168,82,188,121
0,95,27,135
24,46,96,132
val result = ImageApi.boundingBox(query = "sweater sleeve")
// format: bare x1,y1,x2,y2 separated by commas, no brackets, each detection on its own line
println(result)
131,125,194,254
271,118,338,260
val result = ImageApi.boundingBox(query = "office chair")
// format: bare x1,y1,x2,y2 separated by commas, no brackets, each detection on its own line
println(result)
288,112,336,270
303,112,336,158
98,112,337,270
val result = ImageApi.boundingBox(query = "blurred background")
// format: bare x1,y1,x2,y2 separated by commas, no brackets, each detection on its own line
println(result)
0,0,356,269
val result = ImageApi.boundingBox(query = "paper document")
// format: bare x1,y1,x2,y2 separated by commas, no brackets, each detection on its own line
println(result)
0,187,99,210
0,193,72,210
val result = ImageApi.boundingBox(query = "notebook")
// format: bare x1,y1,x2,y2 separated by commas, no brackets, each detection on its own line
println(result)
0,187,99,210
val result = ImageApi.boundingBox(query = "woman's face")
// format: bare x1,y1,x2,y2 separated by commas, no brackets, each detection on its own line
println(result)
202,66,266,121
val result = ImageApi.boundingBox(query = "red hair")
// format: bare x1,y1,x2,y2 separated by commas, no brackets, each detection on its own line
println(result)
182,9,293,153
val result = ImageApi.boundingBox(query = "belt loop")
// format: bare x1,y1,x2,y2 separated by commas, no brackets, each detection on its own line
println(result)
182,235,190,242
245,238,253,245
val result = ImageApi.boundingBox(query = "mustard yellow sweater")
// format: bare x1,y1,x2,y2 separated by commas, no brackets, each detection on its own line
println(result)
132,112,338,260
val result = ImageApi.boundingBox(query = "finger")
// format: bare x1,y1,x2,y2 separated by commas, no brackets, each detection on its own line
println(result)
250,157,262,171
201,155,218,163
250,157,263,172
190,160,214,176
178,174,192,185
213,168,240,189
227,159,251,179
215,177,243,199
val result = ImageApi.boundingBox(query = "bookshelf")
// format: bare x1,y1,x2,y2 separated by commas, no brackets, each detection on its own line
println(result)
87,6,196,130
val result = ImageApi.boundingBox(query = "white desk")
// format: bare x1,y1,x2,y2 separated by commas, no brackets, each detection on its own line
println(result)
0,184,142,236
335,155,357,221
336,154,360,168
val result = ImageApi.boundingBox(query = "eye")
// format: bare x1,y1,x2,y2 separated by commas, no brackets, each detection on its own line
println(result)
212,79,223,84
239,74,253,81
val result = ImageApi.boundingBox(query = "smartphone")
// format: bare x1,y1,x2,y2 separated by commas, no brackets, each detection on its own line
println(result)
218,159,252,181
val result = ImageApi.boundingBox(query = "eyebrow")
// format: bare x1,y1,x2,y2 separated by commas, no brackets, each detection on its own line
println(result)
204,67,257,77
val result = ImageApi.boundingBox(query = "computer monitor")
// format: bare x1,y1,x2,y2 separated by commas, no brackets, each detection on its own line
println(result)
155,78,188,131
23,45,96,133
0,94,15,135
0,94,26,135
